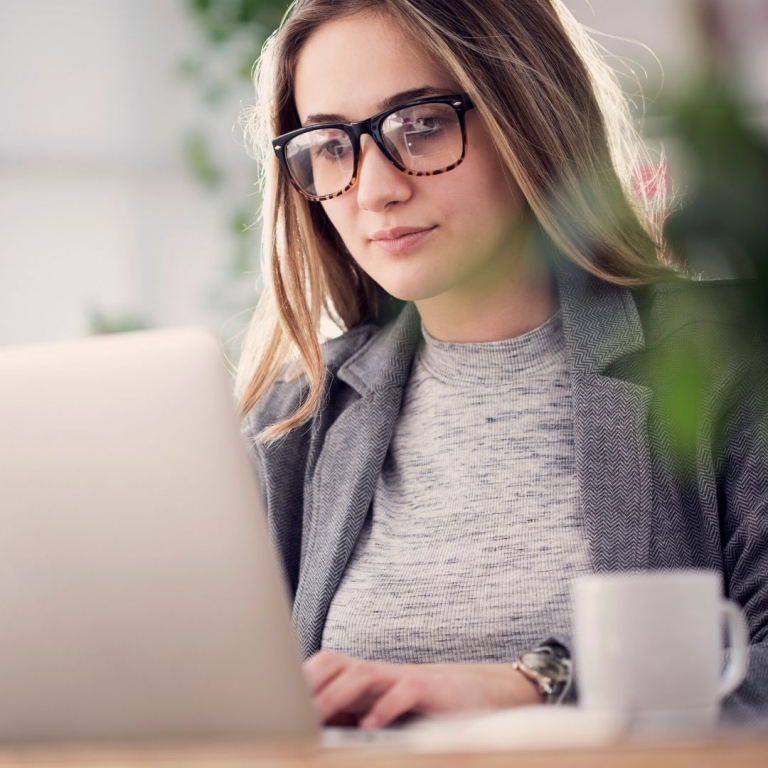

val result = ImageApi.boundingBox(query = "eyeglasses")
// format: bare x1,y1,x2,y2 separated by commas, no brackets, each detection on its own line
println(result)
272,93,475,202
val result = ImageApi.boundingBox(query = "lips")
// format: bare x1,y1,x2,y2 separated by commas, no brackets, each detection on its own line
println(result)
370,226,436,254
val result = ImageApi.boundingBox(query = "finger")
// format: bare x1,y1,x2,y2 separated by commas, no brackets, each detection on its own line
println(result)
359,676,425,729
303,650,349,694
314,662,392,723
325,711,360,727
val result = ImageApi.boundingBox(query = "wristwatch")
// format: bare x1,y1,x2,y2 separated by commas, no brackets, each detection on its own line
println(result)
511,645,572,705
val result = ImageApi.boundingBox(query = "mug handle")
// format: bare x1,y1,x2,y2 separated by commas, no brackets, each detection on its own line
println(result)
718,600,750,699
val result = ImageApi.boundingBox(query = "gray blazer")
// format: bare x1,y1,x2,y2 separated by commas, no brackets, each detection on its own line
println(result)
244,263,768,720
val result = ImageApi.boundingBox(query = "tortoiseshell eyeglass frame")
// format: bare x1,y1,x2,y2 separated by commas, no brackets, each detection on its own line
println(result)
271,93,475,202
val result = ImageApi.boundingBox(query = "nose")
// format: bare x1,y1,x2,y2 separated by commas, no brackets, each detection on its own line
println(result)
354,134,412,211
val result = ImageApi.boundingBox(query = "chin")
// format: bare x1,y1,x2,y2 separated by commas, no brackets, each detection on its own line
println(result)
376,281,444,303
368,268,452,304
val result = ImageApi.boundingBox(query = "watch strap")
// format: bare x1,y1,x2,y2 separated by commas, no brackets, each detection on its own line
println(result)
511,646,572,705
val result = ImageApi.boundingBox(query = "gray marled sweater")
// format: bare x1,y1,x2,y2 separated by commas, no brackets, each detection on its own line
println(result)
322,313,592,662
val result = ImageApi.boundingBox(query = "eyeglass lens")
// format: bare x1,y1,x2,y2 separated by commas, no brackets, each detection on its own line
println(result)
284,102,463,198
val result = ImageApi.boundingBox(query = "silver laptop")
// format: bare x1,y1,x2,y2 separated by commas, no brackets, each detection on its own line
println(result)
0,328,319,744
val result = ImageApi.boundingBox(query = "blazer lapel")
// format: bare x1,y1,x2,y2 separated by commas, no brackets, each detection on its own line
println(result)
571,376,654,571
292,307,421,657
557,263,655,572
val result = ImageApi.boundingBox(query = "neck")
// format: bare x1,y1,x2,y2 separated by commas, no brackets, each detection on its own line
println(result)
415,240,558,344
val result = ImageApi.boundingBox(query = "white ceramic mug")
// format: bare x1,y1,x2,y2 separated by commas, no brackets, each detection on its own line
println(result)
572,570,749,731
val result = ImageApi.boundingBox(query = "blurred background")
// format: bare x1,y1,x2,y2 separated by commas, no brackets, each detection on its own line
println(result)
1,0,767,356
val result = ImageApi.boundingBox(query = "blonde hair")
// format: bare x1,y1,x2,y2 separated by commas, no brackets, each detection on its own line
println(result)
238,0,676,440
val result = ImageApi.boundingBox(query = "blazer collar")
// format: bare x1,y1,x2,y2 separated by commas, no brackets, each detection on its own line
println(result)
336,303,422,395
555,261,646,377
336,262,646,394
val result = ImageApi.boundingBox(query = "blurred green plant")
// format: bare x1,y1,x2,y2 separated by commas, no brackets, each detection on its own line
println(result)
651,1,768,471
179,0,289,189
178,0,289,288
179,0,291,349
88,308,151,335
183,133,224,189
664,72,768,319
185,0,287,53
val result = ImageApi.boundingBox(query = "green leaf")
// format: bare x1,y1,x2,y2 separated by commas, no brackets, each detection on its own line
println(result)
183,134,224,189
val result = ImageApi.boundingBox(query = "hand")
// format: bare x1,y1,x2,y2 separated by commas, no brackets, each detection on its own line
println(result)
303,650,544,729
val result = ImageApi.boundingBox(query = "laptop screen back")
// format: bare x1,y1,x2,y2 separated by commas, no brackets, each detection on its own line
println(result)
0,328,318,744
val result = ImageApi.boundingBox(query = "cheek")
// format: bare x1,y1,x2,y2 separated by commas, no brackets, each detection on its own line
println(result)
462,124,524,212
478,172,525,241
475,155,522,210
320,199,356,242
446,165,524,239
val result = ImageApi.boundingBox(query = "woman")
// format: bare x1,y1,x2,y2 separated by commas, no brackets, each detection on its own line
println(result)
237,0,768,727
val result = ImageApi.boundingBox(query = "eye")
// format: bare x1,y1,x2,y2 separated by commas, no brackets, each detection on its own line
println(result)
402,117,450,155
316,138,350,159
406,116,449,135
309,129,354,162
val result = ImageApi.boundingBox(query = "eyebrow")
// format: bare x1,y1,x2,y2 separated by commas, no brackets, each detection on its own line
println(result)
302,86,457,127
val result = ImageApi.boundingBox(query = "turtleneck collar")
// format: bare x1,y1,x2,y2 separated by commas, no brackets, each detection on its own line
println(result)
418,311,565,387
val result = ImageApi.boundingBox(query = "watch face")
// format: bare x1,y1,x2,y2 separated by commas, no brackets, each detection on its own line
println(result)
521,652,570,684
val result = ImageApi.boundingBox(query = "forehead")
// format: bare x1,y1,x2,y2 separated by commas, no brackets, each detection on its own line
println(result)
293,12,455,124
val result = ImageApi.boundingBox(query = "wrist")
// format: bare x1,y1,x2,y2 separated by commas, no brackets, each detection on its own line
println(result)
489,663,546,707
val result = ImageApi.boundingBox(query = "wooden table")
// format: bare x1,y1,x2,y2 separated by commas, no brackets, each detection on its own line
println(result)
0,735,767,768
